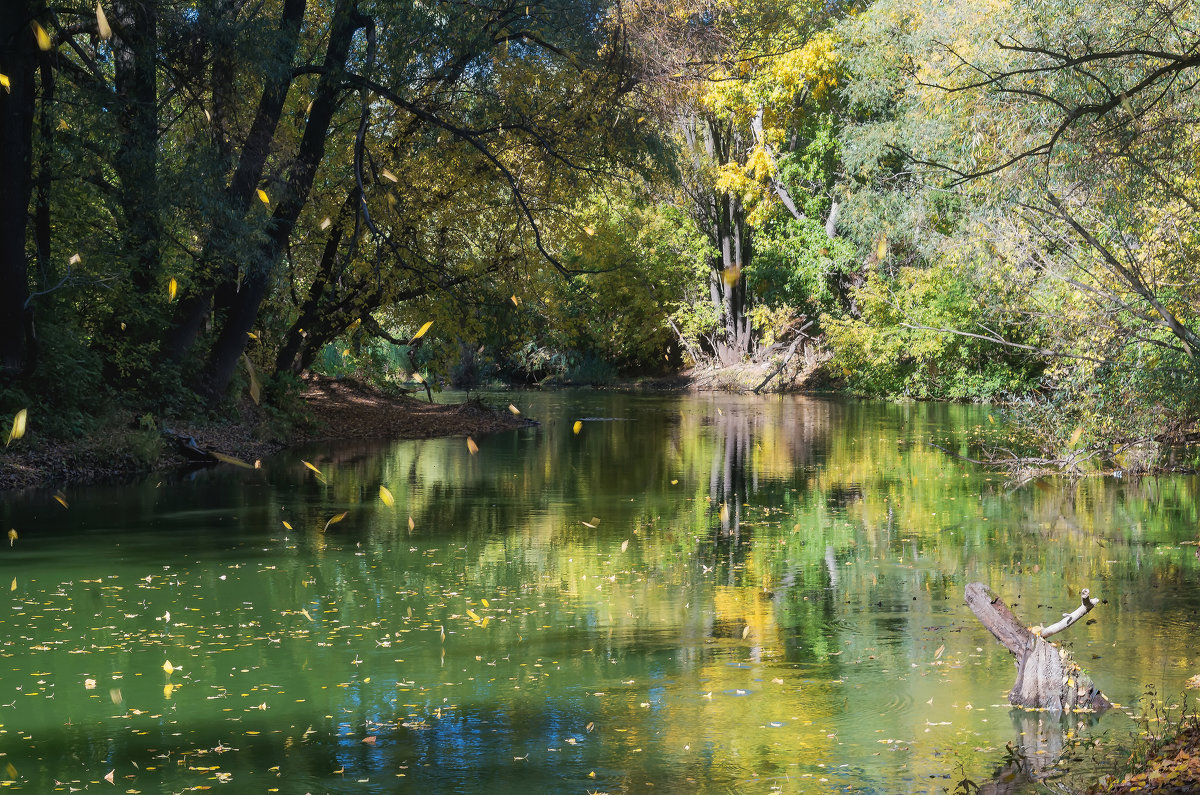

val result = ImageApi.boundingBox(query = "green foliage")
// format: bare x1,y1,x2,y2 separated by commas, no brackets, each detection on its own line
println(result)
748,216,858,321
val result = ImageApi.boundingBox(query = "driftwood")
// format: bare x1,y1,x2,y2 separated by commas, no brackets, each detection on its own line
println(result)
965,582,1110,712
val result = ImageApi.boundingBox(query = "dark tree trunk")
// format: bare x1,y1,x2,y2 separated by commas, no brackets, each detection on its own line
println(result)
965,582,1110,712
0,2,42,376
196,0,363,401
161,0,310,365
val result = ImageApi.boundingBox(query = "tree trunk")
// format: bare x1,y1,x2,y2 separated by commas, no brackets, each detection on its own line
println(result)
965,582,1110,712
0,1,42,375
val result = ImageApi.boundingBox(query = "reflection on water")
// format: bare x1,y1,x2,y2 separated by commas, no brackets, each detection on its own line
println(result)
1,392,1198,793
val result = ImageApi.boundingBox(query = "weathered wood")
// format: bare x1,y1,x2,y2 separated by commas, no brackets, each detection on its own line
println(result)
965,582,1111,712
1039,589,1098,638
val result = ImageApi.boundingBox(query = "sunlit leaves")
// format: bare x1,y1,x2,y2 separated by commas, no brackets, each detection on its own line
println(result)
6,409,27,447
379,485,395,507
412,321,434,341
31,21,51,51
96,3,112,39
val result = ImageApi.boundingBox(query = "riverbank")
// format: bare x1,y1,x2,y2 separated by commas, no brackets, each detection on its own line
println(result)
0,376,533,491
1093,714,1200,793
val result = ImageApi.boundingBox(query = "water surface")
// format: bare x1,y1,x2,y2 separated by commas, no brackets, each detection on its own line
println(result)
2,392,1198,793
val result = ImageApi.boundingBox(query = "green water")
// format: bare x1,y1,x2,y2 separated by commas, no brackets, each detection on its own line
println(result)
1,392,1198,793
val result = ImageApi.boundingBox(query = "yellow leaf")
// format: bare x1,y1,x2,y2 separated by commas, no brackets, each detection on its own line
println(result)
341,348,349,357
7,409,27,447
412,372,424,384
721,264,742,286
302,460,323,477
408,516,415,531
162,660,175,674
379,485,395,507
934,644,945,660
874,235,889,262
96,3,112,39
246,331,258,340
380,168,398,183
257,188,270,206
510,295,519,306
0,74,10,93
164,683,174,699
323,511,348,532
319,217,332,230
508,404,520,415
987,414,995,424
466,437,479,455
282,521,293,530
7,529,16,547
31,21,51,51
481,598,489,607
68,253,82,265
168,277,178,301
412,320,433,340
53,491,69,509
9,578,15,592
1068,426,1084,447
584,226,594,236
573,420,582,435
466,609,480,623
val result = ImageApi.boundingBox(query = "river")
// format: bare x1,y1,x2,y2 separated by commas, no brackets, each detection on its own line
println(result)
1,392,1197,793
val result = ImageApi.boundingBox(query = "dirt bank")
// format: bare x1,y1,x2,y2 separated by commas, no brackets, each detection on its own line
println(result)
0,376,533,491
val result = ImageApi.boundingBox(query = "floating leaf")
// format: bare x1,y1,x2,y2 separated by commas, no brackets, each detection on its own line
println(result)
620,539,629,552
96,3,112,38
934,644,945,660
466,608,481,623
168,277,178,301
508,404,520,415
379,485,395,508
104,769,115,784
362,735,378,745
162,660,175,674
32,21,51,51
408,516,415,531
323,511,348,532
7,409,27,447
53,491,69,509
573,420,583,435
581,520,596,528
412,320,433,340
481,598,489,608
466,437,479,455
256,188,270,206
7,529,15,547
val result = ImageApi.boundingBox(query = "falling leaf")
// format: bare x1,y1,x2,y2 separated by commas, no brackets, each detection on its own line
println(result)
573,420,583,435
7,529,16,547
508,404,520,415
32,21,51,51
408,516,415,531
323,511,348,531
0,74,10,93
242,354,261,405
257,188,270,206
282,521,293,530
1067,426,1085,447
586,721,594,732
96,3,112,38
53,491,69,509
6,409,26,447
302,460,323,477
168,277,178,301
721,264,742,286
584,226,595,236
620,539,629,552
670,479,678,485
210,451,253,469
9,578,14,591
412,372,424,384
163,660,175,674
69,252,82,265
380,168,398,183
466,437,479,455
934,644,945,660
742,625,750,639
412,320,433,340
104,769,115,784
874,234,889,262
246,331,258,340
379,485,395,508
319,216,332,230
510,295,519,306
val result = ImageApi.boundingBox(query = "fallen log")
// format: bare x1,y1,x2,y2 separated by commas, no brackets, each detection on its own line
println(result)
965,582,1111,712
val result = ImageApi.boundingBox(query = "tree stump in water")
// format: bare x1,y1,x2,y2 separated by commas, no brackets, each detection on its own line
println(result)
965,582,1111,712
